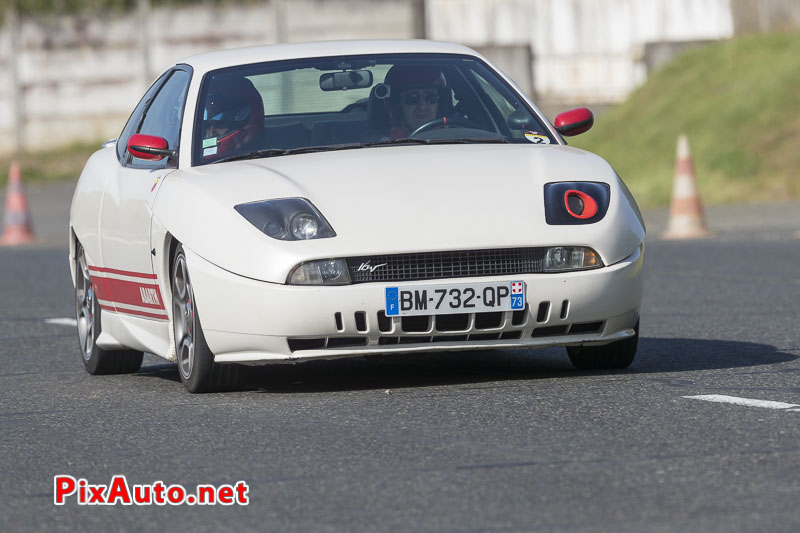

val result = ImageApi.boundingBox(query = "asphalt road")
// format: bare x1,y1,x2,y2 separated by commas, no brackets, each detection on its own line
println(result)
2,181,800,532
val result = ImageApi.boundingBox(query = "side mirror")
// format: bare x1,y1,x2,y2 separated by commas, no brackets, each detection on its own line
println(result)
554,108,594,136
128,134,176,161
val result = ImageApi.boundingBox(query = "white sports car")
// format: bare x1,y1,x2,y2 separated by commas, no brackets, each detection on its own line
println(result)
69,40,645,392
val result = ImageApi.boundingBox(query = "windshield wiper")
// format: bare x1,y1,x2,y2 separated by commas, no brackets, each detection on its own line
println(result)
362,138,432,146
213,148,291,164
212,137,511,164
361,137,510,148
429,137,511,144
213,143,368,164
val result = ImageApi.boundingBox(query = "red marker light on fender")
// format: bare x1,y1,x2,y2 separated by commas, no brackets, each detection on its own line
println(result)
564,190,598,219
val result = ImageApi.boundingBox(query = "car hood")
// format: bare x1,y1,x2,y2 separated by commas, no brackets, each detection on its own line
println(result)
155,144,645,283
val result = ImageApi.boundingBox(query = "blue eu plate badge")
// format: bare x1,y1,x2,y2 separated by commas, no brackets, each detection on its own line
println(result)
385,287,400,316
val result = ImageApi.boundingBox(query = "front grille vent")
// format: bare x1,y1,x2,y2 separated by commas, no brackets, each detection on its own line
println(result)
285,321,602,353
347,247,547,283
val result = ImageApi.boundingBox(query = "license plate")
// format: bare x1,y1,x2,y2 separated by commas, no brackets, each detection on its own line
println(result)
385,281,525,317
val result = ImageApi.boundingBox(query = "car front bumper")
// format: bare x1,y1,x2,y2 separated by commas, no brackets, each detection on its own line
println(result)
185,244,644,364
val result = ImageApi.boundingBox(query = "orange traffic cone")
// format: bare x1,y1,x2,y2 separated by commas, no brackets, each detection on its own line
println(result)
0,161,36,245
663,134,711,239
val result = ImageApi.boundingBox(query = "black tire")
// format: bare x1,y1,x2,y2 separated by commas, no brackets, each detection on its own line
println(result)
75,243,143,375
171,245,241,393
567,320,639,370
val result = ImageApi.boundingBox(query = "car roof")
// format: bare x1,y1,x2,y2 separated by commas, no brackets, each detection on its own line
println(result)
179,39,482,73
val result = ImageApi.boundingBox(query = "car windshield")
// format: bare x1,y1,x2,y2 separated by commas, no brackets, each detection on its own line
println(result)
192,53,553,165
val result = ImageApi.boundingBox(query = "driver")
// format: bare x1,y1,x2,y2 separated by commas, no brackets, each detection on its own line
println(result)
383,65,449,139
201,76,264,159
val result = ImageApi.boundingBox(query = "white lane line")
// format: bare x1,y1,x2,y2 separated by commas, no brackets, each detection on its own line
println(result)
684,394,800,411
45,318,78,327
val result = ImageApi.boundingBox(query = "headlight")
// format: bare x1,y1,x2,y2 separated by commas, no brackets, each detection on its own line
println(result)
234,198,335,241
290,213,319,240
288,259,351,285
544,247,603,272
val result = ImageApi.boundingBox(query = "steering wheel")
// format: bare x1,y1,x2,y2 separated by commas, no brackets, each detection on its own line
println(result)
409,116,480,137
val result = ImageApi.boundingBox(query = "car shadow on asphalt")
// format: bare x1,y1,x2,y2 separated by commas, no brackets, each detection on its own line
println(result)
132,337,799,394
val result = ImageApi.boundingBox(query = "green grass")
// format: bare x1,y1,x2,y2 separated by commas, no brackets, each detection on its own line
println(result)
570,32,800,208
0,141,102,186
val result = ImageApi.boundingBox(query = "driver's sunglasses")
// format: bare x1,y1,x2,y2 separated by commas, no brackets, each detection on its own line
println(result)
402,91,439,105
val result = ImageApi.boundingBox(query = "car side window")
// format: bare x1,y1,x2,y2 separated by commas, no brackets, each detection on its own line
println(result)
129,69,192,169
116,73,168,163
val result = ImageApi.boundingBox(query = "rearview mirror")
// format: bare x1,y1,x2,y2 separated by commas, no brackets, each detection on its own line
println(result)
507,106,534,130
319,70,373,91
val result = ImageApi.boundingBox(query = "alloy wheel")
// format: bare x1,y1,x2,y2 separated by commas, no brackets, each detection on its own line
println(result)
172,253,195,380
76,246,95,361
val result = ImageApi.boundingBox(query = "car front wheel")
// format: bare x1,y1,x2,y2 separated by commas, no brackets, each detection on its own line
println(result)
75,242,143,374
567,320,639,370
171,245,240,393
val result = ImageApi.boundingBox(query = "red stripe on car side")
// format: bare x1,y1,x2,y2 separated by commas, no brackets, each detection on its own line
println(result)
87,266,159,280
99,304,168,320
90,276,165,310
